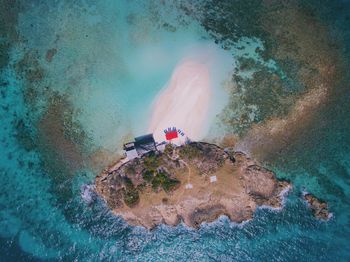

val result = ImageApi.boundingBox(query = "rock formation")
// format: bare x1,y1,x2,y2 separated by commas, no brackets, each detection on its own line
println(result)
95,142,291,229
303,193,331,220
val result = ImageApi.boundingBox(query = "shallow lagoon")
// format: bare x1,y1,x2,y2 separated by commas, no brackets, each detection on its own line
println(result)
1,0,350,261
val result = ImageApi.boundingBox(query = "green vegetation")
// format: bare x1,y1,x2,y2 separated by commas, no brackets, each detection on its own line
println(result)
179,144,202,160
142,170,154,183
151,172,180,192
162,177,180,192
164,143,174,156
122,177,139,207
143,153,160,172
122,188,139,207
123,176,134,188
136,182,147,192
142,165,180,192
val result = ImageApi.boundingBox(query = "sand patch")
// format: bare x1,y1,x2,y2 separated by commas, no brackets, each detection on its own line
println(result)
236,86,329,160
148,59,211,144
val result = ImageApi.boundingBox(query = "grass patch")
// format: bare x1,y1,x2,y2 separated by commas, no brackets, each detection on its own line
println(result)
122,177,139,207
143,153,160,172
122,188,139,207
179,144,202,160
151,171,180,193
142,170,154,183
164,143,174,155
123,176,134,188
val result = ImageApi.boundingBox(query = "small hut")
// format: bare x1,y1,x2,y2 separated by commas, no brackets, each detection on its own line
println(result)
123,134,156,160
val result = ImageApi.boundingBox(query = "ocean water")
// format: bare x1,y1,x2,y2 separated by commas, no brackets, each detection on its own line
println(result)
1,0,350,261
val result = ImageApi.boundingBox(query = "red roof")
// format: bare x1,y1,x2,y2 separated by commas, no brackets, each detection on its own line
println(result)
165,130,178,140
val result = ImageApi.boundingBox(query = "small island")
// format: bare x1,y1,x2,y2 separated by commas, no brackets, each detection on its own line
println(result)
303,193,331,220
95,135,291,229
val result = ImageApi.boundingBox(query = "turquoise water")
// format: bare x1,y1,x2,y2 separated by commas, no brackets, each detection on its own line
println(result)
1,0,350,261
15,0,235,152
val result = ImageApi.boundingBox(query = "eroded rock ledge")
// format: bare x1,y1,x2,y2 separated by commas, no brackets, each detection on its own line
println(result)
95,142,291,229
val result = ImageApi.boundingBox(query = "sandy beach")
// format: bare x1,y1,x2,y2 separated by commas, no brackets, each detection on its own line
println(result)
148,59,212,144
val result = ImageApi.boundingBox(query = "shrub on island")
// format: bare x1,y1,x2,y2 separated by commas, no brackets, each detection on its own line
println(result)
122,188,139,207
122,177,140,207
142,170,154,183
179,143,201,160
151,171,180,193
143,153,160,172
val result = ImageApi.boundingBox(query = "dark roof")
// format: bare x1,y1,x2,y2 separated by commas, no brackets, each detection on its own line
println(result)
134,134,156,154
123,134,156,156
134,134,155,145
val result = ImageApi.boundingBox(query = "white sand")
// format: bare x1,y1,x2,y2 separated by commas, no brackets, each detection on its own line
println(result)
148,59,212,144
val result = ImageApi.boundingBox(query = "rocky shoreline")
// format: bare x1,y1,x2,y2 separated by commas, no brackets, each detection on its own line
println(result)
95,142,292,229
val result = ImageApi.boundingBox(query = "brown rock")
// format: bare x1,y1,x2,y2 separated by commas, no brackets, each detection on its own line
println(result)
95,142,291,229
303,193,330,220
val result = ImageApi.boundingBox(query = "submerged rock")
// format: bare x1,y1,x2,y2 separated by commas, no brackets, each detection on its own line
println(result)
46,48,57,62
303,193,331,220
95,142,291,229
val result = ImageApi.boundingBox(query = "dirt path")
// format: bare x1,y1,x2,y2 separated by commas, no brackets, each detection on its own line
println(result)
166,148,193,200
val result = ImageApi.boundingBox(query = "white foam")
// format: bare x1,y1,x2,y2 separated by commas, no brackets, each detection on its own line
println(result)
81,184,96,204
258,184,292,212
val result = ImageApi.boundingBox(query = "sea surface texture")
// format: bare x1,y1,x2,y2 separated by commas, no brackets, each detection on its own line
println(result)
1,0,350,261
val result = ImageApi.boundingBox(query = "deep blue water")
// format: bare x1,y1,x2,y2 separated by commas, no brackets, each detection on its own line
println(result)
1,0,350,261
